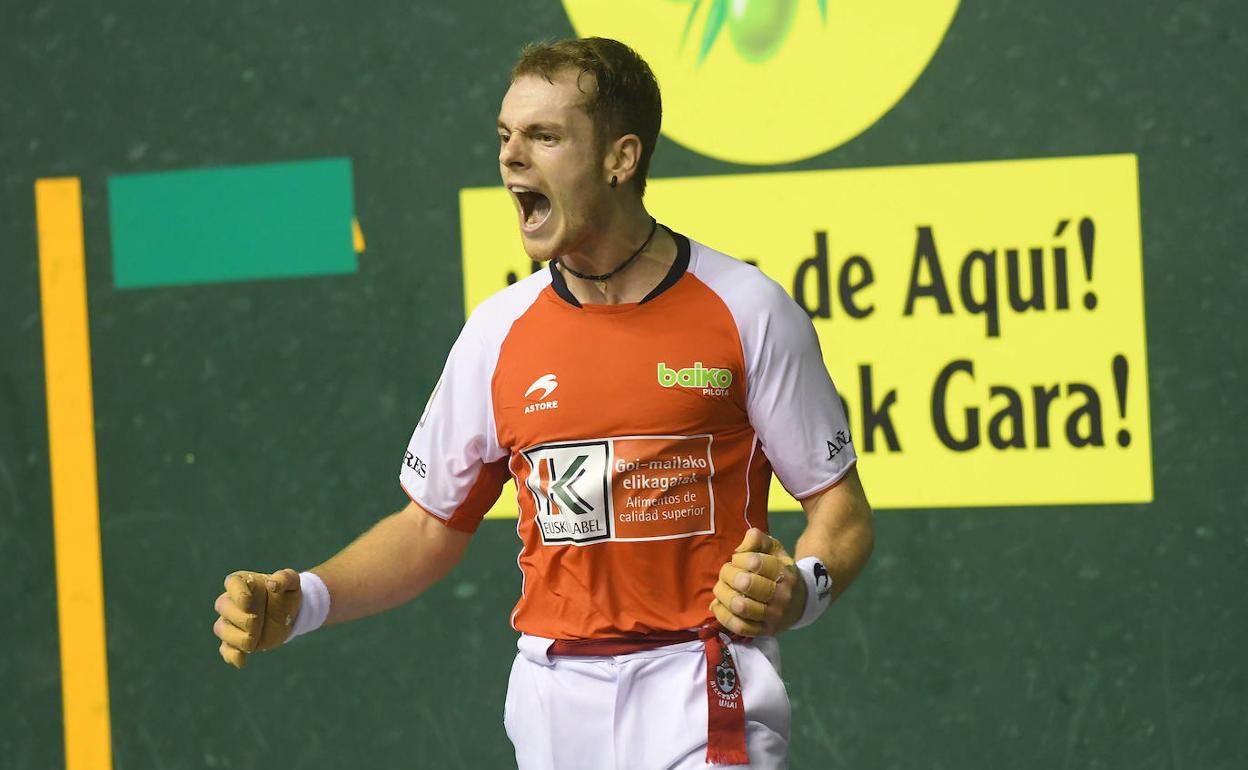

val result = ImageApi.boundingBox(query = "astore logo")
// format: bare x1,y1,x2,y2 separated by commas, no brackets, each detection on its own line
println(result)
525,373,559,401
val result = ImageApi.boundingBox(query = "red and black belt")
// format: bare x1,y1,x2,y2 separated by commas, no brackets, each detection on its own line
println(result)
548,623,750,766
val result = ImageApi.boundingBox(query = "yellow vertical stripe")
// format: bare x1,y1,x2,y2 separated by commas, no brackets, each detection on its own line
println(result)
36,177,114,770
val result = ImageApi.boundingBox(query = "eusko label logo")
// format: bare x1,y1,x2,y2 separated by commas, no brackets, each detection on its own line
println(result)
522,440,612,545
657,362,733,396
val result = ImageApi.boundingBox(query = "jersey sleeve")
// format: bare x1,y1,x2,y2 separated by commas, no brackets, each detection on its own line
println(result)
743,281,857,499
399,320,509,533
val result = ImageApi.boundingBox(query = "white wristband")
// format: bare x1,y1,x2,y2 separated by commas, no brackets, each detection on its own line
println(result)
789,557,834,630
287,571,331,641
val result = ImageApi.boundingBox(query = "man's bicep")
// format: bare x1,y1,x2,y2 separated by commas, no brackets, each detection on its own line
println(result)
395,498,474,555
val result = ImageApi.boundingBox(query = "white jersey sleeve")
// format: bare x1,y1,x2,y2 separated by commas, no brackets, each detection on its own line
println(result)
399,271,551,531
689,243,857,499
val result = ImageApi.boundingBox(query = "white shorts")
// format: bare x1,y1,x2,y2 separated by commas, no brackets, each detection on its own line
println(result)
503,634,791,770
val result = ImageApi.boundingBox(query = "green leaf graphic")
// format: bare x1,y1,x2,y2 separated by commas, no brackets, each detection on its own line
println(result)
699,0,728,65
680,0,703,51
818,0,827,23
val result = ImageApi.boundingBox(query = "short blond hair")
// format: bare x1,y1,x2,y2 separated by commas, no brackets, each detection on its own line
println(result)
513,37,662,196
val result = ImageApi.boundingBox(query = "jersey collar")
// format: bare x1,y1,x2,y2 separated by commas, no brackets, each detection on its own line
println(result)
548,225,691,308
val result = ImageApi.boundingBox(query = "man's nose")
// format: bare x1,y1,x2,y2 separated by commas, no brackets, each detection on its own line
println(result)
499,136,527,168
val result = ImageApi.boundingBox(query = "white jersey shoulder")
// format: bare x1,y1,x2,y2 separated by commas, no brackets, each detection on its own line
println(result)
462,266,553,344
686,239,793,314
399,267,551,523
687,238,858,499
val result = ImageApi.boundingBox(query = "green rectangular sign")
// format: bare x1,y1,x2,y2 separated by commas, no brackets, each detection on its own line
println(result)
108,158,357,288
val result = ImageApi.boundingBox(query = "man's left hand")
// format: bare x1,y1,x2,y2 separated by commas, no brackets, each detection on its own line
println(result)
709,528,806,637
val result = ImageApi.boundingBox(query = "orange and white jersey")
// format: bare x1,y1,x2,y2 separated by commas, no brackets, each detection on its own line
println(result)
400,228,857,640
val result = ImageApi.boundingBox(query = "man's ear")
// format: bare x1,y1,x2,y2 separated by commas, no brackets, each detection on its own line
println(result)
605,133,642,186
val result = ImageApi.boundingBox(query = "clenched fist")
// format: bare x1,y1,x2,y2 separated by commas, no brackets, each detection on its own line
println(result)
709,528,805,637
212,569,301,669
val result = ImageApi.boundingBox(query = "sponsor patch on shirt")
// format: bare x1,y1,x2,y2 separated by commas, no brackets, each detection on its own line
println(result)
657,362,734,397
521,434,717,546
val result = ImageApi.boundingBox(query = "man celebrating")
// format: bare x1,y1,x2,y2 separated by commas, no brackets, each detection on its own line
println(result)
213,37,873,769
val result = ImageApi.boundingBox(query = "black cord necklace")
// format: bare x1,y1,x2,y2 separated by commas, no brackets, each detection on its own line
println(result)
558,217,658,283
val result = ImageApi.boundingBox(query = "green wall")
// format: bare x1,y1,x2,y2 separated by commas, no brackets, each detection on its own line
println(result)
2,1,1245,767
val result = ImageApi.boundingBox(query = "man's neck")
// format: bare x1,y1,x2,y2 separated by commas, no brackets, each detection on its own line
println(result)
559,207,678,305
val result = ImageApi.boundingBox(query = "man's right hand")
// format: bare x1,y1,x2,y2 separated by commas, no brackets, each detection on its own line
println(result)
212,568,301,669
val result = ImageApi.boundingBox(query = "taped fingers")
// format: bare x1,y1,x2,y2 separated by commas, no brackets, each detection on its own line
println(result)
730,550,784,581
758,531,778,556
213,615,258,652
719,563,779,603
733,527,771,555
259,572,302,638
266,568,300,593
219,641,247,669
225,572,266,615
712,580,767,621
214,592,257,632
710,599,765,637
734,528,787,555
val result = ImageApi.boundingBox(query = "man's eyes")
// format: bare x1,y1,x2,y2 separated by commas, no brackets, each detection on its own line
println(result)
497,131,558,145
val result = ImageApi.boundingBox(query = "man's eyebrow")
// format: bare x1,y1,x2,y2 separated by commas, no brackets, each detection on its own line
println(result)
496,120,565,133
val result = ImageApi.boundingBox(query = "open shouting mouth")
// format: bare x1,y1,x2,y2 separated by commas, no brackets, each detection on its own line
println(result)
509,185,552,233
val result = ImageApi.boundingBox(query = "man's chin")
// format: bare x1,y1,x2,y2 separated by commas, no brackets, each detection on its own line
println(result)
519,230,560,263
520,250,557,264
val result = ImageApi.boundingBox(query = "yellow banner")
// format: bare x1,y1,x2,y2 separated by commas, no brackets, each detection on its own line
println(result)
460,154,1152,511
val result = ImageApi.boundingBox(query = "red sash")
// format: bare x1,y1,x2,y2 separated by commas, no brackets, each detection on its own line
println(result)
548,624,749,766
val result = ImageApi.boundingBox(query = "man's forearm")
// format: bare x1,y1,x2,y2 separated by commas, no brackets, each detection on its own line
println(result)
310,500,472,625
795,464,874,604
